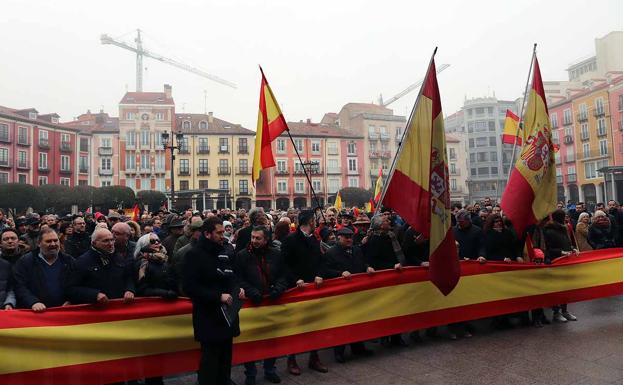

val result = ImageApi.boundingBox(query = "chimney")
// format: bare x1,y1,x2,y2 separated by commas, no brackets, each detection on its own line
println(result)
306,118,311,124
208,111,214,123
164,84,172,99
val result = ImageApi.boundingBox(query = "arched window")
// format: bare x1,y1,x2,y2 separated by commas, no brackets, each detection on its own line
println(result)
182,121,191,129
199,121,208,129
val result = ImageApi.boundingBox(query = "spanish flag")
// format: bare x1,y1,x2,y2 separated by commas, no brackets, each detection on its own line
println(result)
501,54,557,235
501,109,522,146
252,67,289,184
381,50,459,296
373,166,383,203
335,191,342,211
131,204,140,222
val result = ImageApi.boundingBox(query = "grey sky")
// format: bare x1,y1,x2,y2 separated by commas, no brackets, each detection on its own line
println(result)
1,0,621,130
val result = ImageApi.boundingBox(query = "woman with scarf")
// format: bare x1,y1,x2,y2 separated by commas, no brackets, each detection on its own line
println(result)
588,210,616,250
575,212,593,252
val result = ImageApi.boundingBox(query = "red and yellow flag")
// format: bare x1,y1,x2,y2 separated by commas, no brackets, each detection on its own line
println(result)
501,55,557,235
373,166,383,203
501,109,522,146
252,68,289,184
335,191,342,211
131,204,140,222
381,52,459,296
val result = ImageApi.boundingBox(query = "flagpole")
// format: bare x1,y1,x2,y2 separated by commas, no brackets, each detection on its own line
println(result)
506,44,537,183
376,47,438,215
285,130,326,220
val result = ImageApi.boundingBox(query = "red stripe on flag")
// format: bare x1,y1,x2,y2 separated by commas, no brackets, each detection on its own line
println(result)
531,57,548,114
382,170,431,237
501,167,538,235
505,109,520,121
429,231,460,296
502,134,522,146
421,61,442,118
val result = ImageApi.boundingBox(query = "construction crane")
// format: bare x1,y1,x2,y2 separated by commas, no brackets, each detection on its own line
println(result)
100,29,236,92
379,63,450,106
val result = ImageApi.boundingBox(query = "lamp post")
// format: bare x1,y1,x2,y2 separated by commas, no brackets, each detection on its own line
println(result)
302,160,320,207
161,130,184,211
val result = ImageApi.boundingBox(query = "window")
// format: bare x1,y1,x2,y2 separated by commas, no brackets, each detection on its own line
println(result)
477,152,488,162
471,168,477,176
80,137,89,151
126,178,135,190
140,130,150,147
599,139,608,156
581,123,589,140
141,178,150,190
219,159,228,169
199,159,209,174
60,178,70,186
182,121,191,129
126,131,136,147
550,113,559,128
327,141,338,155
39,152,48,169
585,162,597,179
0,148,8,166
101,158,112,171
564,126,573,138
239,159,248,173
18,174,26,184
311,140,320,154
61,133,70,145
491,167,498,175
199,180,209,189
347,142,356,154
489,136,497,146
583,143,590,159
468,138,474,148
156,178,165,192
276,139,286,153
295,179,305,193
239,180,249,193
328,159,339,173
294,162,304,174
277,180,287,193
180,181,189,190
469,153,475,163
0,172,6,184
18,151,27,168
348,158,357,172
61,155,70,171
451,179,457,191
199,138,209,152
277,159,287,173
450,163,456,174
219,138,229,153
449,148,456,160
126,153,136,169
126,112,135,120
101,137,111,148
154,131,163,147
155,154,165,170
39,130,48,146
0,124,9,142
551,130,559,143
199,121,208,129
490,151,498,162
178,137,189,152
565,146,575,162
328,178,340,194
563,109,572,125
18,126,28,144
568,166,576,176
155,112,165,121
180,159,190,173
595,98,605,115
348,177,359,187
141,153,150,170
597,118,607,136
238,138,248,153
579,104,588,120
294,139,304,153
38,176,48,185
101,180,111,187
219,180,229,190
312,179,321,192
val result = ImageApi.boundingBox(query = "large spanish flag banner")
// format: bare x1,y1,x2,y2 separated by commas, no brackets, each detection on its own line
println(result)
252,67,289,184
501,109,522,146
381,50,460,295
501,54,557,235
4,250,623,384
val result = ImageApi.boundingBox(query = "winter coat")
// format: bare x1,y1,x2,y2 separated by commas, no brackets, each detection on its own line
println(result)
63,231,91,258
183,235,240,343
453,224,483,260
281,229,323,286
542,221,573,262
134,254,177,299
363,233,399,270
588,223,616,250
575,222,593,252
322,244,368,278
13,250,75,308
401,227,430,266
235,245,288,304
65,248,135,304
481,228,518,261
0,258,15,307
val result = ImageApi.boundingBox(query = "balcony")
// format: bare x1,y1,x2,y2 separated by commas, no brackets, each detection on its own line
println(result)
60,167,72,175
60,141,72,152
450,186,464,193
16,159,30,170
0,157,10,168
218,166,231,175
380,151,392,159
347,167,360,175
153,167,166,174
126,142,136,150
98,167,113,176
597,126,607,137
218,145,230,154
556,175,563,184
449,169,460,176
98,147,113,156
564,135,574,144
328,148,339,156
580,132,590,141
0,132,9,143
237,188,251,196
38,139,49,149
17,135,29,146
197,168,210,176
576,113,588,122
139,167,151,174
593,108,606,118
178,168,191,176
178,147,190,154
197,146,210,154
275,169,289,175
369,151,380,159
79,166,88,174
236,167,250,175
327,167,341,174
565,155,575,163
582,150,592,159
568,174,577,183
379,133,390,141
238,146,249,154
563,118,573,126
293,168,307,175
368,132,379,140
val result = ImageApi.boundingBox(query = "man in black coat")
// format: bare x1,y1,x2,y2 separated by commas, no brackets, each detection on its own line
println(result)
13,228,75,311
183,216,244,385
235,207,268,253
162,217,185,258
236,226,287,385
323,227,374,363
453,210,482,261
0,239,16,309
63,216,91,258
65,228,135,305
281,209,328,375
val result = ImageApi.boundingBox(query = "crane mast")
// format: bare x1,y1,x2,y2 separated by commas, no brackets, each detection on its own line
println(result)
101,29,236,92
380,63,450,107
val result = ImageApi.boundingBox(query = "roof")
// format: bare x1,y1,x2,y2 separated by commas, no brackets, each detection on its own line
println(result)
0,105,81,133
120,92,174,105
549,74,623,109
285,121,363,139
341,102,393,116
175,113,254,135
64,111,119,134
446,134,460,143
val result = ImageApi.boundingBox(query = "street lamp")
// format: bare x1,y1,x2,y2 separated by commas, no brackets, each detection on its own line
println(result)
161,130,184,210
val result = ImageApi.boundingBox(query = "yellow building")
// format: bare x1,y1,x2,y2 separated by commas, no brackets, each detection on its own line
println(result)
174,113,255,210
572,85,614,203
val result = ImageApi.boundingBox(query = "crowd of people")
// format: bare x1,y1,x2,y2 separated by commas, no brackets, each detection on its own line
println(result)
0,196,621,385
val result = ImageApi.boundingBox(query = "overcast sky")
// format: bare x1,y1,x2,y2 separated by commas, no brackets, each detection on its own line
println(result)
1,0,621,130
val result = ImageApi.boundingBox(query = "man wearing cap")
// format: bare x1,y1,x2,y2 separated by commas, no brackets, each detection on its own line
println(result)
336,211,357,234
322,227,374,362
352,216,371,247
20,213,42,251
106,211,122,229
281,209,328,375
162,217,185,258
63,216,91,258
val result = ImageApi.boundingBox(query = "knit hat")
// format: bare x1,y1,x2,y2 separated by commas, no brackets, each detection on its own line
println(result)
223,220,233,229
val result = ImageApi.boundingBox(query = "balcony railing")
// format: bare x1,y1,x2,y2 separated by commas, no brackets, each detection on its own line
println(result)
218,146,230,154
237,188,251,196
154,167,166,174
98,147,113,156
178,168,191,176
197,168,210,176
568,174,577,183
0,132,9,143
16,159,29,169
593,108,606,117
565,155,575,163
17,135,29,146
347,167,360,175
580,132,590,141
236,167,250,175
178,147,190,154
368,132,379,140
328,148,339,155
369,151,380,159
576,113,588,122
218,166,231,175
238,146,249,154
556,175,563,184
197,146,210,154
597,126,607,137
275,169,289,175
449,169,460,176
379,133,390,141
564,135,574,144
60,167,72,174
0,157,10,168
327,167,341,174
98,167,113,176
563,118,573,126
60,142,72,152
380,151,391,159
139,167,152,174
38,139,49,149
79,166,88,174
38,164,49,172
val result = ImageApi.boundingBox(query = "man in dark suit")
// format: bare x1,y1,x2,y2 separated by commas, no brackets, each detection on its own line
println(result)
183,216,244,385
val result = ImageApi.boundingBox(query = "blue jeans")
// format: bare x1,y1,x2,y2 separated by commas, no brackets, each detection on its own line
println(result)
244,358,277,378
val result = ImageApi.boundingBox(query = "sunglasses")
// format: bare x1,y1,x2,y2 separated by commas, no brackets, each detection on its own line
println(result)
149,239,161,244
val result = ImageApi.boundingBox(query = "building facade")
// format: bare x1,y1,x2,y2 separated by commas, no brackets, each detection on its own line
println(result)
446,133,469,205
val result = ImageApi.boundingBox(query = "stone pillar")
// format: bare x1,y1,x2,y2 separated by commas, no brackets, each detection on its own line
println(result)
578,186,585,203
596,183,604,204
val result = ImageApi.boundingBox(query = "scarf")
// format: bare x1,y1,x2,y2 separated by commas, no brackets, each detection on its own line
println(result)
138,248,168,280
